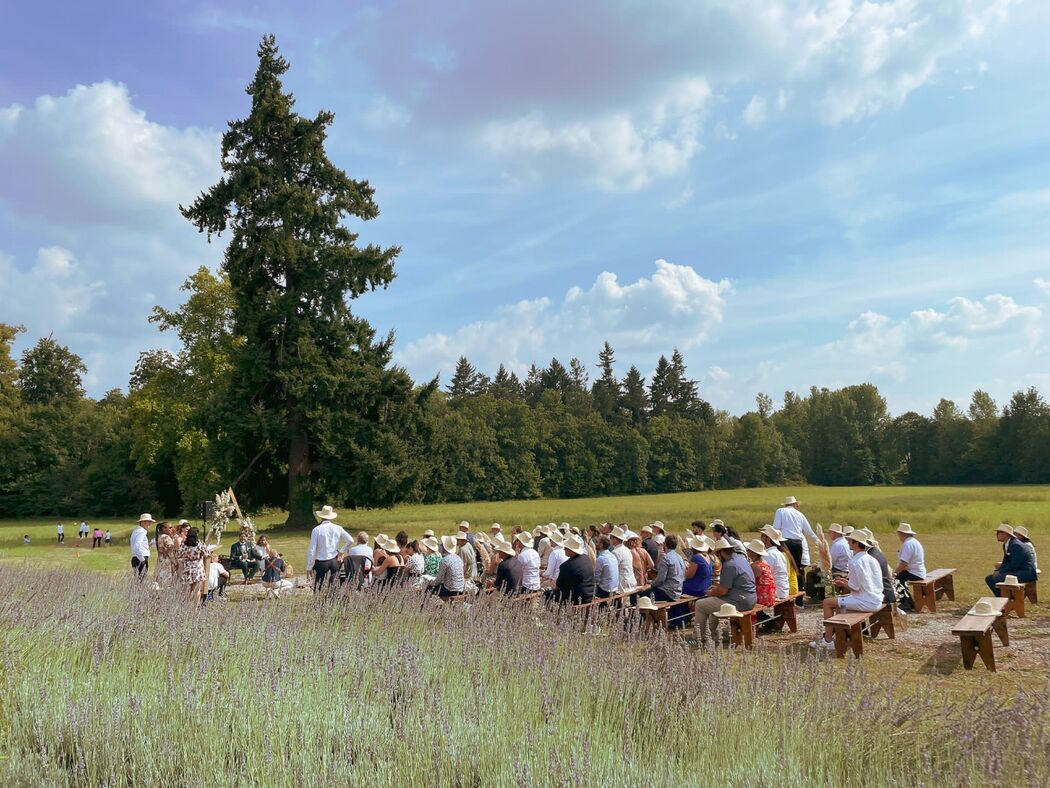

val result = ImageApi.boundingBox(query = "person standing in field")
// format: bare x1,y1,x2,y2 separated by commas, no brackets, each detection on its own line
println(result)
893,523,926,611
155,522,177,586
130,514,153,579
79,521,89,541
92,526,103,549
104,529,111,546
175,527,209,606
56,522,64,543
772,496,819,605
306,505,353,593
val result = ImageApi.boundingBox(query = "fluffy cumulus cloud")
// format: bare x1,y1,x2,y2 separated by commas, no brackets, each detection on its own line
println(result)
1036,277,1050,297
0,246,105,331
396,259,731,379
0,81,219,228
479,78,711,191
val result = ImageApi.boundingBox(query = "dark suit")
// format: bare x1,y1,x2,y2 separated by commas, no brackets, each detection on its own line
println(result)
986,537,1037,594
230,541,257,580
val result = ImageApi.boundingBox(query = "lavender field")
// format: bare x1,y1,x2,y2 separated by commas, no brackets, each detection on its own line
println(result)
0,566,1046,786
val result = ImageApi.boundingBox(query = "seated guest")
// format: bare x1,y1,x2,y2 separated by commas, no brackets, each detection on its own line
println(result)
626,532,655,586
811,531,884,650
711,520,744,551
254,535,272,577
513,532,541,593
488,542,522,595
651,535,685,603
206,548,230,600
229,532,257,581
640,525,659,564
682,537,713,598
827,523,852,577
395,531,409,552
893,523,926,611
550,534,595,605
986,524,1037,594
262,548,294,598
405,540,426,582
421,537,442,577
456,531,479,586
692,538,757,648
609,527,638,595
746,541,777,608
593,536,619,599
535,525,553,569
759,526,789,600
1013,526,1039,574
542,531,568,585
858,529,896,606
428,536,466,598
373,537,403,586
690,520,707,538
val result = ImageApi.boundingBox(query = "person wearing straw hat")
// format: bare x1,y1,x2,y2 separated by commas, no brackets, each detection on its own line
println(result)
640,525,659,564
745,540,777,608
549,534,595,605
693,537,757,648
893,523,926,611
810,530,883,650
306,505,354,593
542,530,568,585
758,527,789,600
426,535,466,598
1012,526,1038,574
682,536,713,598
486,541,523,596
130,513,154,579
420,537,441,578
489,523,503,538
513,531,541,592
986,524,1037,595
651,535,685,603
609,526,638,595
454,530,479,587
593,536,619,599
650,521,667,548
826,524,852,577
857,529,896,606
534,525,553,569
772,496,819,603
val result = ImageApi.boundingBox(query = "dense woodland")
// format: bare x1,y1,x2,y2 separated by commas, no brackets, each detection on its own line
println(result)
1,309,1048,518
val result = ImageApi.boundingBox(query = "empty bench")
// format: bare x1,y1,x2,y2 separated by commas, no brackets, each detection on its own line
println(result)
996,580,1038,618
908,568,957,613
951,597,1009,672
825,605,895,658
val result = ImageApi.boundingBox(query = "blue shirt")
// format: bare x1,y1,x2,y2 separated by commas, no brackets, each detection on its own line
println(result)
595,549,619,593
682,554,712,597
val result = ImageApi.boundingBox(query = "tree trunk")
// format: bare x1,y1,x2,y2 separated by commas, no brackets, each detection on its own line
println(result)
286,413,314,528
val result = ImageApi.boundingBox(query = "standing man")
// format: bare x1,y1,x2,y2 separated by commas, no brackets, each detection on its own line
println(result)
79,521,89,541
772,496,819,605
306,505,353,593
56,522,64,543
130,513,153,579
893,523,926,611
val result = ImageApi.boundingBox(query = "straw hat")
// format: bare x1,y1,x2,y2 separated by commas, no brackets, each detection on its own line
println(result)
440,535,458,553
1013,526,1029,538
490,523,502,532
137,513,156,524
455,531,469,542
842,525,854,535
548,530,565,547
514,532,534,549
759,525,783,544
967,600,1001,617
651,521,665,532
745,539,767,557
376,533,390,543
686,536,709,553
783,496,799,506
381,538,401,554
710,537,732,551
422,529,435,538
847,530,871,548
178,519,189,526
635,596,658,611
714,603,743,618
315,505,338,521
709,519,725,528
495,542,515,557
828,523,847,536
457,521,470,531
624,530,639,541
610,526,629,541
422,537,439,552
562,534,586,555
641,525,654,535
996,523,1014,535
896,523,917,535
999,575,1023,587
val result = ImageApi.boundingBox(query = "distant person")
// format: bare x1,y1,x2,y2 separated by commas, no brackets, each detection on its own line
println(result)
206,548,230,600
261,548,293,598
640,525,659,564
772,496,819,605
130,514,154,579
827,524,852,577
104,529,112,546
893,523,926,611
542,531,568,585
421,537,442,578
651,535,685,603
986,524,1037,595
306,505,353,593
626,532,654,588
693,537,756,648
175,527,209,606
56,522,64,543
23,534,30,545
92,526,103,549
456,531,479,587
609,527,638,595
650,521,667,549
690,520,707,538
746,540,777,629
859,529,896,606
155,522,177,586
682,537,713,598
229,532,257,582
710,521,744,551
79,521,89,541
405,540,426,580
759,526,790,600
811,531,883,650
550,535,595,605
488,542,522,595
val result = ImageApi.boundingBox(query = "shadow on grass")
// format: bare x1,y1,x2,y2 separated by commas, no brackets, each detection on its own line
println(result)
918,642,964,676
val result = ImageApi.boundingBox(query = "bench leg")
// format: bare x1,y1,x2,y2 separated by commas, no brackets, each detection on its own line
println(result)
1024,583,1037,604
781,602,798,633
992,615,1009,647
976,631,996,671
729,618,744,648
958,634,995,671
832,626,848,658
912,583,933,613
958,635,977,670
848,624,863,657
942,575,955,602
1010,588,1026,619
742,615,755,650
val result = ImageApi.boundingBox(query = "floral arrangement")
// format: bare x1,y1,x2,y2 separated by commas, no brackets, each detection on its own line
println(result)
205,488,255,547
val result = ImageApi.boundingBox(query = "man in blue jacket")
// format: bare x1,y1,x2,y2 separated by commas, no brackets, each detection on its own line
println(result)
986,523,1037,595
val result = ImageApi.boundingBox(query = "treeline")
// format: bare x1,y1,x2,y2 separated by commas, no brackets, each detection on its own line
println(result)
2,288,1048,517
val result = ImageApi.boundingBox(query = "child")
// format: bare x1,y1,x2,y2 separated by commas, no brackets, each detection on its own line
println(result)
104,530,112,546
23,534,31,545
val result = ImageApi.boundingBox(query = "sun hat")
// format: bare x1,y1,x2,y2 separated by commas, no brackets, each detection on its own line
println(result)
548,530,565,547
514,532,534,549
635,596,658,611
457,521,470,531
783,496,799,506
490,523,502,531
375,532,390,545
1013,526,1029,538
422,537,439,552
967,600,1001,617
843,525,854,535
624,530,639,541
709,519,725,528
547,522,557,530
422,529,435,538
138,513,156,524
315,505,338,521
641,525,654,535
610,526,628,541
714,603,743,618
178,519,189,526
495,542,515,557
896,523,917,535
651,521,665,532
847,530,871,548
560,522,571,530
996,523,1014,535
455,531,469,541
745,539,767,557
999,575,1023,587
828,523,847,535
440,535,458,553
759,525,783,544
710,537,732,551
382,538,401,554
687,536,709,552
562,534,587,554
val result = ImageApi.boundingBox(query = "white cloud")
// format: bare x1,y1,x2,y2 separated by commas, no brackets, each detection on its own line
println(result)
0,81,219,228
363,95,412,129
1035,278,1050,297
479,77,711,191
397,259,731,378
742,95,768,128
0,246,105,331
708,365,731,381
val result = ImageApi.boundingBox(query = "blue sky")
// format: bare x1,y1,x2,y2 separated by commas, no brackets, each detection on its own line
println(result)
1,0,1048,414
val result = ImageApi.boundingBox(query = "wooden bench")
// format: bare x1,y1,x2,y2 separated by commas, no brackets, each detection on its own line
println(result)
825,605,895,658
573,585,651,612
951,597,1009,672
908,568,957,613
766,592,805,633
996,582,1035,618
640,595,699,629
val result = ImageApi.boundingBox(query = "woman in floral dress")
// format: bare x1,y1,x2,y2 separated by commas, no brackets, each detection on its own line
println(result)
155,522,177,587
175,527,209,606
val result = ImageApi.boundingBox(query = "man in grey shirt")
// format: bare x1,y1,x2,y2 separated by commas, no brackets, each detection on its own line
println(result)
428,535,466,598
652,535,686,602
692,538,757,647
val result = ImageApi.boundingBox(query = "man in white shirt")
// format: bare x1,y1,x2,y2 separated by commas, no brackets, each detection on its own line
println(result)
827,523,852,576
535,525,553,569
306,505,353,592
811,531,883,650
542,532,567,585
610,526,638,594
79,521,89,540
56,522,64,543
893,523,926,611
772,496,819,604
130,513,153,579
207,549,230,600
514,532,541,592
759,526,789,600
456,531,479,585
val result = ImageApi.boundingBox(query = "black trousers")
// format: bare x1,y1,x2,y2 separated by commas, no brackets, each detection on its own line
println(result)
785,539,806,605
131,556,148,579
313,558,341,592
596,587,612,599
92,536,102,548
231,559,257,580
57,533,64,543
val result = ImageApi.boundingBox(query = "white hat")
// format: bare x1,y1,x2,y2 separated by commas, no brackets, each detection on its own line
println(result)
687,536,709,553
996,523,1014,535
635,596,658,611
651,521,665,532
138,513,156,524
422,529,435,538
783,496,799,506
455,531,468,541
490,523,502,531
514,532,534,549
547,522,557,530
624,530,640,541
381,538,401,554
710,537,732,551
178,519,189,526
561,522,571,530
375,532,390,545
440,535,458,553
562,534,586,555
848,529,872,548
315,505,338,521
843,525,855,535
422,537,439,552
458,521,470,531
967,600,1001,617
641,525,653,535
896,523,917,535
745,539,767,557
759,525,783,544
999,574,1023,587
610,526,628,541
548,530,565,547
714,603,743,618
1013,526,1029,538
828,523,847,536
709,519,725,528
495,542,515,557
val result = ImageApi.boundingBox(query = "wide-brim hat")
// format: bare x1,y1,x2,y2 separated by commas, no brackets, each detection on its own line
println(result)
847,529,872,548
514,532,534,549
381,538,401,554
315,505,338,521
440,535,458,553
687,536,709,553
783,496,799,506
548,531,565,547
714,603,743,618
709,519,725,528
455,531,469,542
610,526,628,541
651,521,665,532
562,534,586,554
641,525,654,535
996,523,1014,535
138,513,156,524
745,539,767,557
624,530,639,541
843,526,855,535
490,523,502,531
710,537,732,551
1013,526,1029,538
999,575,1023,587
760,525,783,544
422,529,435,538
495,542,515,557
422,537,439,552
178,519,189,526
457,521,470,531
635,596,658,611
828,523,847,536
968,600,1001,617
896,523,916,535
